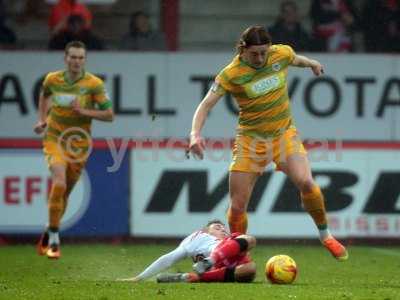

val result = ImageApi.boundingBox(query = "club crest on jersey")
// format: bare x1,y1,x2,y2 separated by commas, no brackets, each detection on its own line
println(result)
272,63,281,71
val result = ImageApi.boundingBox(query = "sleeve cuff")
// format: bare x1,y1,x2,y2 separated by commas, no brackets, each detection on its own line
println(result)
98,100,112,110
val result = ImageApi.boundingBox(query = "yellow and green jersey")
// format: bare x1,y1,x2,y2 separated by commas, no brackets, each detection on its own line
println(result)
42,70,111,151
215,44,295,139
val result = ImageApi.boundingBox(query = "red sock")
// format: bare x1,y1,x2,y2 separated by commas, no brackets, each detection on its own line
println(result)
211,239,241,263
200,267,227,282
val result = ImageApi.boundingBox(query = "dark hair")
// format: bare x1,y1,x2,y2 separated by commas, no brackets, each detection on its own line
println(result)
129,10,149,34
65,40,86,55
131,10,148,20
0,0,5,21
205,219,225,228
67,14,85,26
236,25,272,51
281,0,297,12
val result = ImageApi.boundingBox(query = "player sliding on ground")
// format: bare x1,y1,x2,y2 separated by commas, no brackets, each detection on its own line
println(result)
189,25,348,261
119,220,257,283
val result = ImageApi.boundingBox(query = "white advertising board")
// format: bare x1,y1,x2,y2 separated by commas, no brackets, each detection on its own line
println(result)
0,52,399,140
0,150,91,233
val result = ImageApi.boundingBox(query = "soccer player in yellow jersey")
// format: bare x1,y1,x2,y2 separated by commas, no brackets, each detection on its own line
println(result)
189,26,348,261
33,41,114,259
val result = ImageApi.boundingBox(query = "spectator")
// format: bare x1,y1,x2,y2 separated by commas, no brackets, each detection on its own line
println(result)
48,0,92,35
49,14,103,50
0,0,17,49
120,11,167,51
310,0,358,52
362,0,400,53
268,1,311,52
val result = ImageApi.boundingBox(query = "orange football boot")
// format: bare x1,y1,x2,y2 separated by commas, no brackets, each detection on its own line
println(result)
323,238,348,261
36,231,49,256
46,244,61,259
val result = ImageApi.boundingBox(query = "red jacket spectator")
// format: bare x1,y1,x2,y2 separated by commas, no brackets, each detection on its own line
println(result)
48,0,92,34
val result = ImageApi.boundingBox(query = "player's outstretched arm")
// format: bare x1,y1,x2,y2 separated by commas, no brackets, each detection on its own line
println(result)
291,54,324,76
33,91,51,134
117,246,188,282
189,90,223,159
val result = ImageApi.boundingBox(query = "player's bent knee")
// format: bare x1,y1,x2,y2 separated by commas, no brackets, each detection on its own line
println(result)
230,195,251,212
299,178,315,193
236,235,256,250
245,235,256,249
52,181,67,193
235,262,256,283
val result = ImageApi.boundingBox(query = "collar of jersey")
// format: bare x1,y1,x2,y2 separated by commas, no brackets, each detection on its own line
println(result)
63,70,86,85
239,54,269,71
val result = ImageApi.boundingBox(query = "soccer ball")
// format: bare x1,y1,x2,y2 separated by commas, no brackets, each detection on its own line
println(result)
265,254,297,284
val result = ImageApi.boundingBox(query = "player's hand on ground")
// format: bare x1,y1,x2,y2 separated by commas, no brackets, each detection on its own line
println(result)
189,133,205,160
310,60,324,76
33,121,47,134
116,276,140,282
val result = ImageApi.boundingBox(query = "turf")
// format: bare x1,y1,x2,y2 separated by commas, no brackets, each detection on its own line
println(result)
0,243,399,300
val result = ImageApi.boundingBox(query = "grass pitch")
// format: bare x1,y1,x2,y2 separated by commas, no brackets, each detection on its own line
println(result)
0,243,399,300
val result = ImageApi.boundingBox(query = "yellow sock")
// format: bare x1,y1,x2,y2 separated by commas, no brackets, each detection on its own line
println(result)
48,183,66,229
227,208,248,234
60,198,68,219
301,185,327,230
60,178,77,218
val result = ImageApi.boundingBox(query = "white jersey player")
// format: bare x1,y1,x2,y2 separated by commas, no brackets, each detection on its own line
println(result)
118,220,257,283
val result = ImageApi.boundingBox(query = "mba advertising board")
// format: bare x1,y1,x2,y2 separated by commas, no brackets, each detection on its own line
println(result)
130,141,400,238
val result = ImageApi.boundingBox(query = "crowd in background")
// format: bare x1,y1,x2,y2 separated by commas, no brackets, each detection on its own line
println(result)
269,0,400,53
0,0,167,51
0,0,399,53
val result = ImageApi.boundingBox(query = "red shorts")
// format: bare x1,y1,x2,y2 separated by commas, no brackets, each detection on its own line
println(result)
212,235,252,269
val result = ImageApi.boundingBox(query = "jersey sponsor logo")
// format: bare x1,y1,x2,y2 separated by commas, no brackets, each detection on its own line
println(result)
248,74,282,97
272,63,281,72
53,94,76,107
